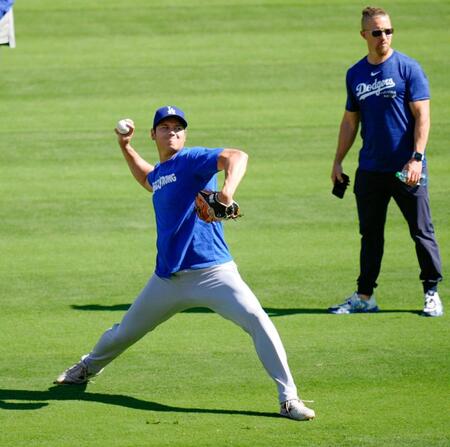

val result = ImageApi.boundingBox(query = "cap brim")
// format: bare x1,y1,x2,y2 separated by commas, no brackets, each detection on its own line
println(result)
154,115,188,129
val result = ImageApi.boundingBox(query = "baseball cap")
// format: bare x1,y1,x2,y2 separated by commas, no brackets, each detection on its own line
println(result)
153,105,188,129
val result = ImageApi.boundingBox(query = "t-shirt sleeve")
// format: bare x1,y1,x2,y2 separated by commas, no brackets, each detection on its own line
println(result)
186,147,223,181
345,71,359,112
407,61,430,102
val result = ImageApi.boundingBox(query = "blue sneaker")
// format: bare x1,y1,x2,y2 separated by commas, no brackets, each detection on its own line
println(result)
328,292,379,314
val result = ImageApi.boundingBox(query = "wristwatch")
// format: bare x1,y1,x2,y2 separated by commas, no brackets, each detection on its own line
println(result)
412,152,424,162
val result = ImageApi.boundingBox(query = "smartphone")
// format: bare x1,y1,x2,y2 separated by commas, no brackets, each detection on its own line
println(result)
332,173,350,199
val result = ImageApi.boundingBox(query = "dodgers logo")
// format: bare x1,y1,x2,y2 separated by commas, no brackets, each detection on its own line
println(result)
356,77,396,100
167,106,176,115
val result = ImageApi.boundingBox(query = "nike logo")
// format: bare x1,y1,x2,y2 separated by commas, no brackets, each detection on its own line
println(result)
371,71,380,76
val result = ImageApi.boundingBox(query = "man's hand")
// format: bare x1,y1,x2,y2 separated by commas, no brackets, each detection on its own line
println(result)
115,120,135,150
114,120,154,191
401,159,423,186
331,161,345,184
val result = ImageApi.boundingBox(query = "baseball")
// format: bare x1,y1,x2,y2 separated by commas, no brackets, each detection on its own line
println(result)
116,118,134,135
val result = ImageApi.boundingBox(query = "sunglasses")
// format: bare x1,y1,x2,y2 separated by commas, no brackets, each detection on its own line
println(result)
367,28,394,37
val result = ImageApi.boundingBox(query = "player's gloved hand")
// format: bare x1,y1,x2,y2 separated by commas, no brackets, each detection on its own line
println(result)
195,190,241,223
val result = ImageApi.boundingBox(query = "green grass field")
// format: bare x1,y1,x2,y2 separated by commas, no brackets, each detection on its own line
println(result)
1,1,449,445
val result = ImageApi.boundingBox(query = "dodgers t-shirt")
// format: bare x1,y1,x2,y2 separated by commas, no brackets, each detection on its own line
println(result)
147,147,232,278
345,51,430,172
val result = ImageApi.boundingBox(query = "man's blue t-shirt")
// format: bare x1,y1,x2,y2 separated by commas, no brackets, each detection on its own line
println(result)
345,51,430,172
147,147,232,278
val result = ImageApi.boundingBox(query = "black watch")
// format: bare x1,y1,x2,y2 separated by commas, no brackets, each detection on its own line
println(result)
412,152,424,162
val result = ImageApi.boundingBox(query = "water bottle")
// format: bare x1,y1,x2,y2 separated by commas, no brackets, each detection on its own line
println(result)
395,170,427,186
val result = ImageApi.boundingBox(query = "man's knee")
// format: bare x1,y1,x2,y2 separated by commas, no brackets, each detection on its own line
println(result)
239,305,271,332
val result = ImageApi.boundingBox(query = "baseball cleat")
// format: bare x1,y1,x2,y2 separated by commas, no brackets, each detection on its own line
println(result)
422,291,443,317
280,399,315,421
54,359,102,385
328,292,379,314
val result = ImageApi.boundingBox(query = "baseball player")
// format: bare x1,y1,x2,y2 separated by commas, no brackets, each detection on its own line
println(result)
55,105,315,421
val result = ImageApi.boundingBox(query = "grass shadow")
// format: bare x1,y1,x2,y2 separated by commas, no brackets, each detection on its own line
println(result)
71,304,421,316
71,304,331,315
0,386,279,418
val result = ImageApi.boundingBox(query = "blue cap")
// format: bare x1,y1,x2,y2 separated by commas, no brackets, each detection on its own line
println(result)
153,105,188,129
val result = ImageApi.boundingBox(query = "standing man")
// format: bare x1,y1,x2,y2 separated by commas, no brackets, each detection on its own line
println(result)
328,6,443,316
55,105,315,421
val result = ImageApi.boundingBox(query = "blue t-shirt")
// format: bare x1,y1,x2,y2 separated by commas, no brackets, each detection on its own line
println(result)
147,147,232,278
345,51,430,172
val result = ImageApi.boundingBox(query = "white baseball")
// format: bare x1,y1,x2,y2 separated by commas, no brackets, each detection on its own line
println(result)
116,118,134,135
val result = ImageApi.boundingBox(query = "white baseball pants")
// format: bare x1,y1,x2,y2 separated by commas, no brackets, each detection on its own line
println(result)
83,261,299,403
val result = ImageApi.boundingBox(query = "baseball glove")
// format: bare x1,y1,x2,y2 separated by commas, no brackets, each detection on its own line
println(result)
195,190,241,223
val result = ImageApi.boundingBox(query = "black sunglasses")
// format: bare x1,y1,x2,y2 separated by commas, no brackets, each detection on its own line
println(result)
368,28,394,37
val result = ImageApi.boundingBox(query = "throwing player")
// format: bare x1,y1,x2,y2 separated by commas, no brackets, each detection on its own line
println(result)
55,105,315,421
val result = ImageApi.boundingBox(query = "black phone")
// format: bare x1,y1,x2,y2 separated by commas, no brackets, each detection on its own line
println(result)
332,173,350,199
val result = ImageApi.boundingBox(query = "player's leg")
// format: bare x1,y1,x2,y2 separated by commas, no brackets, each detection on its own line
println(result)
55,274,184,383
187,262,299,404
328,170,390,314
392,177,443,315
85,275,185,373
355,170,392,296
392,177,442,285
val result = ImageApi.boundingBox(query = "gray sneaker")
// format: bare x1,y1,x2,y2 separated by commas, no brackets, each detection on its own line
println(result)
328,292,379,314
280,399,315,421
422,291,443,317
54,358,102,385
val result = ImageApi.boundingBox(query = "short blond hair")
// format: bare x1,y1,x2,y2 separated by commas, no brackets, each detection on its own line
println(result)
361,6,389,30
